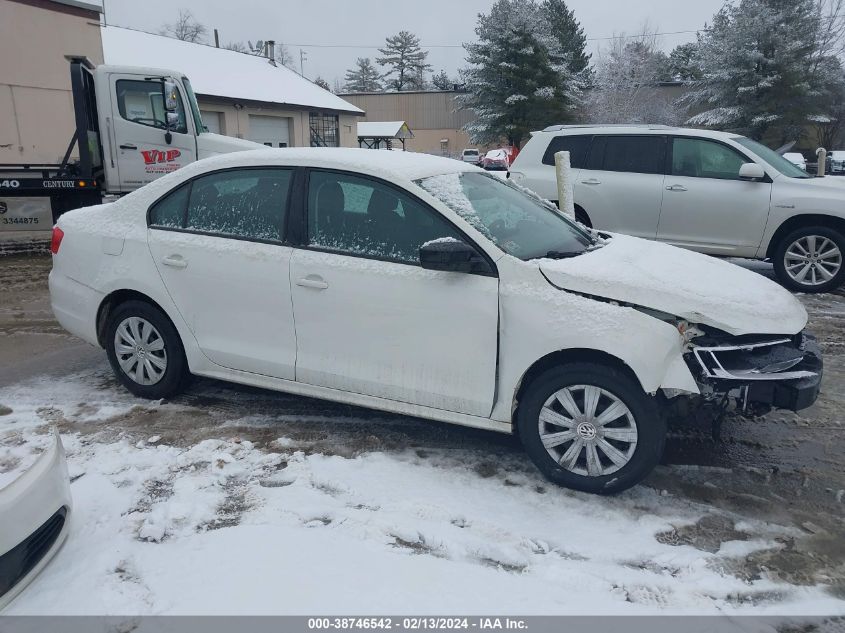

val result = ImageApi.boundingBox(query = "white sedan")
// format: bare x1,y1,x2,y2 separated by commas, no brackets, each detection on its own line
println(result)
49,148,822,493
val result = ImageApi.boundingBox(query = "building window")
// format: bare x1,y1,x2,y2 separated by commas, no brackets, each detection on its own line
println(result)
310,113,340,147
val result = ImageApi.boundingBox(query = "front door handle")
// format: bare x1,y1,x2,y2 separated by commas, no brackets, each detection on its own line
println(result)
581,178,601,185
161,255,188,269
296,275,328,290
665,184,688,192
119,143,138,150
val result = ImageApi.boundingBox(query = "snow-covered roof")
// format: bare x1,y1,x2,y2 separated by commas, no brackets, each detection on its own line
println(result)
357,121,414,139
100,26,363,115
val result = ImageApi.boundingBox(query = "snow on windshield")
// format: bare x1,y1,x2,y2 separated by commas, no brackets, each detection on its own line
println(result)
417,173,494,240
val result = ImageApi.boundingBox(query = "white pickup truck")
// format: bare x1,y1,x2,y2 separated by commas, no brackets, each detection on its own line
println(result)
0,58,259,231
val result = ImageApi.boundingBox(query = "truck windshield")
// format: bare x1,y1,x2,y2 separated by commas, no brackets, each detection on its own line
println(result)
735,137,812,178
417,172,593,261
181,77,205,134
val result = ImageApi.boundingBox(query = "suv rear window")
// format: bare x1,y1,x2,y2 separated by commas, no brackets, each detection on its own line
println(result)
588,135,666,175
541,135,591,167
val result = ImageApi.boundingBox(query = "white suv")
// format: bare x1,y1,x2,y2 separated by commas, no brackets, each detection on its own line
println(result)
49,148,822,494
510,125,845,293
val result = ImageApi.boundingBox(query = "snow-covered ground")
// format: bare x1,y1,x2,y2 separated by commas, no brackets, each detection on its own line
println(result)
2,369,843,616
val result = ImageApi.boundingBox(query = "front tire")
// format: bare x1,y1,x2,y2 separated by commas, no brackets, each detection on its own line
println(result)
105,300,189,399
517,363,665,494
773,225,845,293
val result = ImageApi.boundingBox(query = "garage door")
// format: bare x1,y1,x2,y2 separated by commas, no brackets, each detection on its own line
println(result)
200,111,223,134
248,115,291,147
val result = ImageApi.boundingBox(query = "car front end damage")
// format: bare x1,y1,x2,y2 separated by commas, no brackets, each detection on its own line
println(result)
673,328,823,437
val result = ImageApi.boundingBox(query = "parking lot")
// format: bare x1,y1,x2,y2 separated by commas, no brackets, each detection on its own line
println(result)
1,253,844,614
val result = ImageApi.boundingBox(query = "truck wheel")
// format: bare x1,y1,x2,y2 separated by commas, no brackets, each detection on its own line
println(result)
517,363,665,494
773,226,845,293
105,300,189,399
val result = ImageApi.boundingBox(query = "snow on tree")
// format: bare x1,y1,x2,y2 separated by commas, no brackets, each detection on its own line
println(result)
432,70,454,91
684,0,845,142
458,0,583,148
313,77,331,92
377,31,433,91
667,42,701,81
343,58,383,93
541,0,591,76
585,28,682,125
160,10,207,43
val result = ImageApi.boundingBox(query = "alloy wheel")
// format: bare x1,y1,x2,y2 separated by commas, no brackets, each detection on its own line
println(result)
538,385,638,477
783,235,842,287
113,316,168,385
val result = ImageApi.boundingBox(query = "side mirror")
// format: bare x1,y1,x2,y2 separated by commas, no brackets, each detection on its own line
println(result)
739,162,765,180
419,239,487,274
163,80,179,113
165,111,180,129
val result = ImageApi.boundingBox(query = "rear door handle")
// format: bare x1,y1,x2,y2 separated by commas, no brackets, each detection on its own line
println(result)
161,255,188,269
119,143,138,150
581,178,601,185
296,275,328,290
665,184,688,192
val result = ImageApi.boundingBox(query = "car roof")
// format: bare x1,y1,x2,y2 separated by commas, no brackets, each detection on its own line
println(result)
533,124,744,141
183,147,481,183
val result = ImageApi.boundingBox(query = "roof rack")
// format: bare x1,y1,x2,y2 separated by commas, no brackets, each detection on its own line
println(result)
541,123,677,132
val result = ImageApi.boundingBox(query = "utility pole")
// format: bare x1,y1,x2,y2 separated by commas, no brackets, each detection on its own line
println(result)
300,49,308,77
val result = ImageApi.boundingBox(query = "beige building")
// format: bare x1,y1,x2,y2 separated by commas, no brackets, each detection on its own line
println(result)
101,26,363,149
339,91,477,157
0,0,104,165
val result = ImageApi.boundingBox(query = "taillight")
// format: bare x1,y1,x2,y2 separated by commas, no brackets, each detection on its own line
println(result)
51,226,64,254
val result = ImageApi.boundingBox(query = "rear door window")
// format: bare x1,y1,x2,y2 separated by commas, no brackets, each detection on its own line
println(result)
592,136,666,175
541,135,592,167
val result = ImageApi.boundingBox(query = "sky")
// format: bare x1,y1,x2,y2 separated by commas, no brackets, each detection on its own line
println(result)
100,0,727,88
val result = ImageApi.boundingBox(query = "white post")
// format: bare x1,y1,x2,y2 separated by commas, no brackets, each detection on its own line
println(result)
816,147,827,177
555,150,575,220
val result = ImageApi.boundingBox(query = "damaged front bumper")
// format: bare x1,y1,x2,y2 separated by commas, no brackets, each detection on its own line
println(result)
686,331,823,413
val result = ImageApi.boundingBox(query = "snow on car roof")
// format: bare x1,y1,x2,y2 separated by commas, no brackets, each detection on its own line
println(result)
107,148,481,212
101,26,363,115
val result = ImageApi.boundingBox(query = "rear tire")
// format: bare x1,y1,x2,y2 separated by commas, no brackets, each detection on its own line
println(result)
517,363,665,494
773,225,845,293
105,300,190,399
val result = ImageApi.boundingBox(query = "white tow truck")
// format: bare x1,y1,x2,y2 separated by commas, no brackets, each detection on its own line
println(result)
0,57,260,231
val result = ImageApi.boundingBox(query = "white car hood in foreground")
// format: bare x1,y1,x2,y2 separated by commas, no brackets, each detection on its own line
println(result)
539,234,808,336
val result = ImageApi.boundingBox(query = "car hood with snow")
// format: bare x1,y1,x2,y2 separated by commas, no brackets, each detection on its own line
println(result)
538,233,808,336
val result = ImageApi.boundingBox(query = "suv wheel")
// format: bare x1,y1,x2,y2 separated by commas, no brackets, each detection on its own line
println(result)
105,300,190,399
773,226,845,293
517,363,665,494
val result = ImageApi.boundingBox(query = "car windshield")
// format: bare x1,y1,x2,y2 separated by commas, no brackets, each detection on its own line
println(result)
417,171,593,260
735,137,812,178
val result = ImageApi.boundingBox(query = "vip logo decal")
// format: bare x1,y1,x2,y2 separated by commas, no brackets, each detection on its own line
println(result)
141,149,182,165
140,149,183,175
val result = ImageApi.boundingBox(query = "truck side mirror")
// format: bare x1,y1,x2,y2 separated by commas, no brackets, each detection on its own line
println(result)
163,80,179,113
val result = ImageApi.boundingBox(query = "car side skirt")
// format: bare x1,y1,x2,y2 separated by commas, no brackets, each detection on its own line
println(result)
194,366,513,435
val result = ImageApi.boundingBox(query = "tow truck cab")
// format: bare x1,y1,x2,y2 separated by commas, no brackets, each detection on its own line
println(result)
0,58,260,230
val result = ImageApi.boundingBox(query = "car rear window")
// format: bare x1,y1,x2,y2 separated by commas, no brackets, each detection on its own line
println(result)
541,135,591,167
587,135,666,175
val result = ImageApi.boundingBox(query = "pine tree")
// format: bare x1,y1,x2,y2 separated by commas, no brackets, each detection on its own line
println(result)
313,77,331,92
685,0,845,142
458,0,582,147
343,58,383,93
667,42,701,81
541,0,590,76
377,31,433,91
432,70,453,90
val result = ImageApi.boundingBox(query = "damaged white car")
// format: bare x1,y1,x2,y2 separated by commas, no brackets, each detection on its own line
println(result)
0,430,72,609
49,149,822,493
